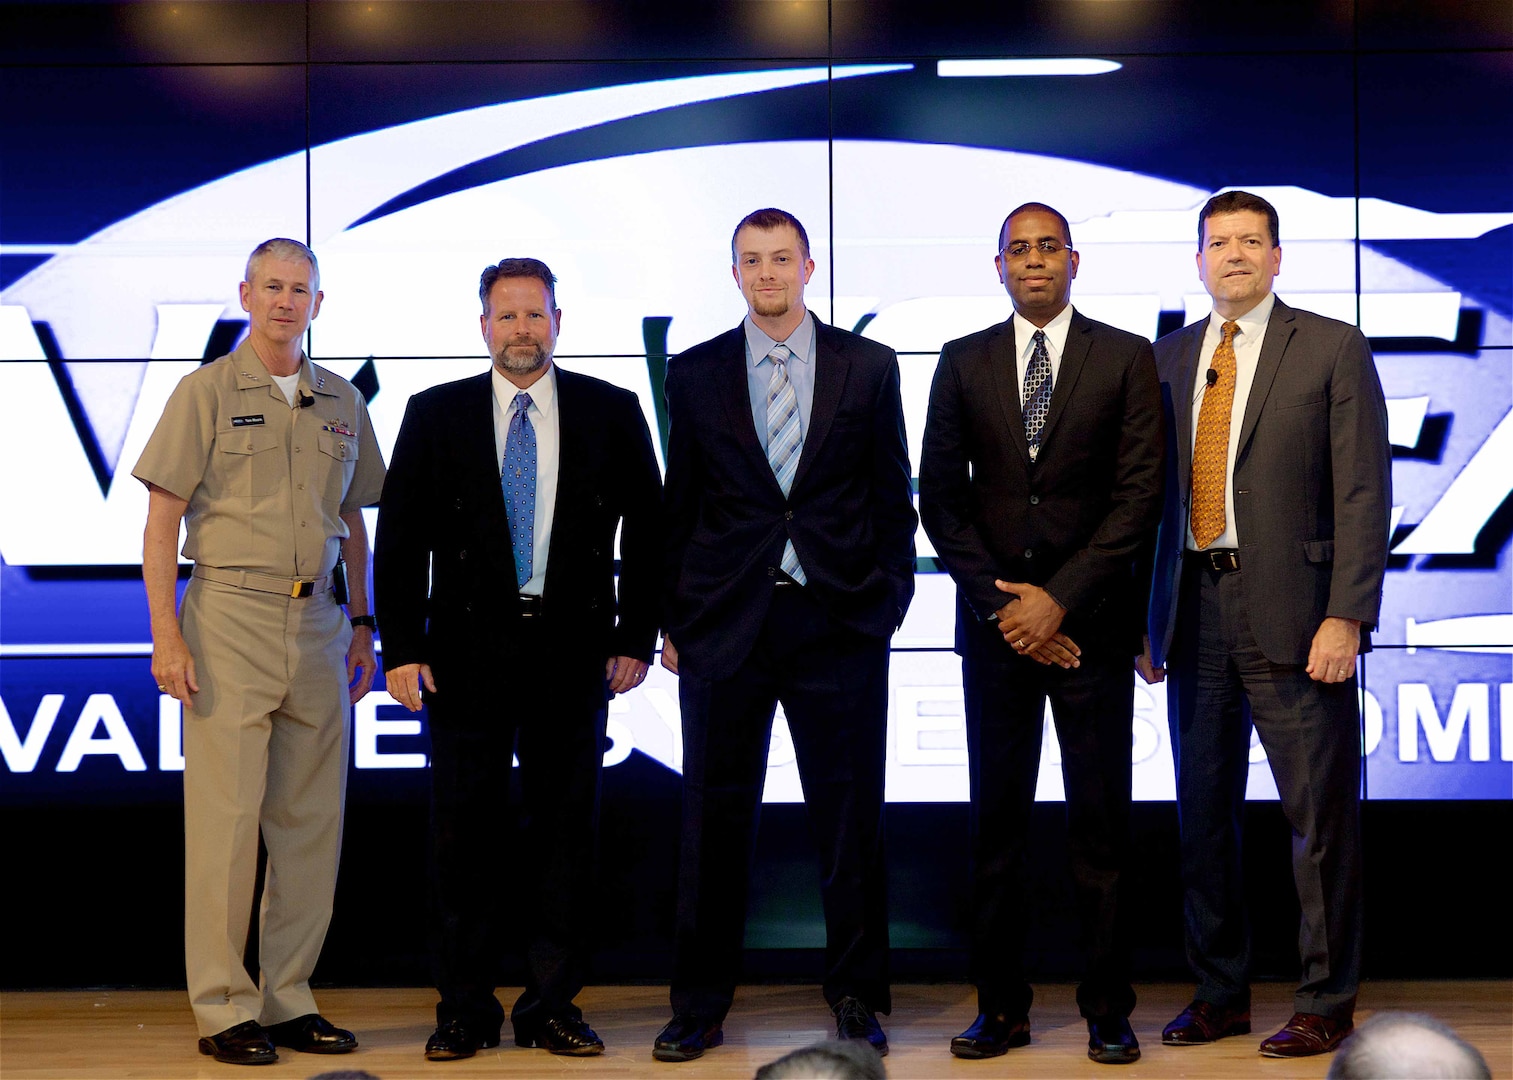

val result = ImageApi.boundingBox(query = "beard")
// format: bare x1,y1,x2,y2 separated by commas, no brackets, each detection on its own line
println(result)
749,291,792,319
493,341,549,376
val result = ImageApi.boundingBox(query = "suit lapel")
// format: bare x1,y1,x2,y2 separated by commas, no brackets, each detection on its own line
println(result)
542,367,587,597
1036,312,1092,454
793,315,848,492
988,320,1031,467
1171,321,1206,501
716,327,779,494
464,372,516,574
1237,299,1296,458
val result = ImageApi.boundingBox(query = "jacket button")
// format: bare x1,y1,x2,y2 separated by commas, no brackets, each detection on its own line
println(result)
459,549,467,559
768,567,777,577
1029,495,1040,505
1024,549,1034,559
784,510,794,520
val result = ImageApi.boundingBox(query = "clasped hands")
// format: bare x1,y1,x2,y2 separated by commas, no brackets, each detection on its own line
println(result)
993,580,1080,669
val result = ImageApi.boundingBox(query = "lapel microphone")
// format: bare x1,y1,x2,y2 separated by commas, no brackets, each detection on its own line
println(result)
1192,367,1218,406
297,391,315,409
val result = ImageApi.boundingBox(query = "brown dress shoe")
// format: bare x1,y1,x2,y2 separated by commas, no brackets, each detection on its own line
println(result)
1259,1012,1353,1057
1162,1000,1252,1045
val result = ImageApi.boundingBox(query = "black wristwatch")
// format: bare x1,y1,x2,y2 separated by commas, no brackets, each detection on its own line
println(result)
349,614,377,630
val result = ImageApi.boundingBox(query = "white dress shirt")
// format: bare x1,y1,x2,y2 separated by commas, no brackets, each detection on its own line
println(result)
492,363,559,596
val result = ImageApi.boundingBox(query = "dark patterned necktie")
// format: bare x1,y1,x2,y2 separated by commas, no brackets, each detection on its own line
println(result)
1024,329,1052,461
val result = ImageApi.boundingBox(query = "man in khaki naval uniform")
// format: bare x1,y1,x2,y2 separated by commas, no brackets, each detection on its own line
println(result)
135,238,386,1066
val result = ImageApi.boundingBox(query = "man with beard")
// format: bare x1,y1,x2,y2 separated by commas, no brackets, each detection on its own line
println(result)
375,257,661,1062
654,208,917,1062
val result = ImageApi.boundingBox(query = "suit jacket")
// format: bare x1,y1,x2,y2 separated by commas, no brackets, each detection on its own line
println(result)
1146,297,1391,668
919,308,1165,654
663,314,917,680
374,367,661,682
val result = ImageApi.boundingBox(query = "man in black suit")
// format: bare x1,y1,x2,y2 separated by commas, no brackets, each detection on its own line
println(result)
374,258,661,1062
919,203,1164,1066
1140,190,1390,1058
653,208,917,1062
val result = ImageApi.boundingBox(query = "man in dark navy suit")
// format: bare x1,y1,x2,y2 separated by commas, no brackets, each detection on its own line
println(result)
920,203,1164,1066
375,257,661,1063
653,208,917,1062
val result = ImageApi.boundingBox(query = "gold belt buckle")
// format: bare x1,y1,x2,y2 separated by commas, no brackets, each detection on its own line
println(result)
290,579,315,599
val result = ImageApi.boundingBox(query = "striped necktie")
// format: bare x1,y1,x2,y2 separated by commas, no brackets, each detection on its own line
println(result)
765,343,806,584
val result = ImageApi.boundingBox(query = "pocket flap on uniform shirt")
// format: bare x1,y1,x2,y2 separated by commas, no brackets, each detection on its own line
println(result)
317,431,357,460
217,426,280,455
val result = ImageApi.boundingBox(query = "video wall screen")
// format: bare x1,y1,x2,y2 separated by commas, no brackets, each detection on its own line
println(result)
2,5,1509,809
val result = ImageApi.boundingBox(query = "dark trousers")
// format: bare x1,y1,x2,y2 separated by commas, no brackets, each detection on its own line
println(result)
1167,560,1363,1021
961,618,1136,1022
424,644,608,1036
671,584,892,1021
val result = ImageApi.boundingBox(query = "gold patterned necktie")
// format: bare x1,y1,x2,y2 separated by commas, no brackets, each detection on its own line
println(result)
1190,320,1239,548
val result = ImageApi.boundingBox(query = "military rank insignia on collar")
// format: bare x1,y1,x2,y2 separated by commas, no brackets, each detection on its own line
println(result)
316,375,327,389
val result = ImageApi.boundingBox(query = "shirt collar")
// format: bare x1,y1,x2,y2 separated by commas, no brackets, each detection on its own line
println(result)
1012,302,1075,358
492,362,557,416
1209,290,1276,338
745,311,815,369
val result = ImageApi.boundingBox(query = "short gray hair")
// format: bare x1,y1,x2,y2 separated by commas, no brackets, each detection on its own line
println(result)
1327,1012,1490,1080
245,238,320,292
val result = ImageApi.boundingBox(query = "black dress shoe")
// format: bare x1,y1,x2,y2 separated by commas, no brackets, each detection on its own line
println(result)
515,1015,605,1056
264,1013,358,1054
950,1013,1031,1058
1162,999,1251,1045
652,1014,724,1062
198,1020,278,1066
424,1019,502,1061
1087,1015,1141,1065
832,997,888,1057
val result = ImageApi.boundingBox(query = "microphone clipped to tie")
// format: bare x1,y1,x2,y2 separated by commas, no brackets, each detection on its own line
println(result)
1192,367,1219,406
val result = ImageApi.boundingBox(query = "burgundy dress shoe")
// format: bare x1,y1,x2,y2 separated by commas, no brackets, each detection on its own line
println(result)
424,1019,501,1061
197,1020,278,1065
515,1015,605,1056
1087,1015,1141,1065
950,1013,1031,1058
652,1014,724,1062
832,997,888,1057
264,1013,358,1054
1259,1012,1353,1057
1162,1000,1252,1045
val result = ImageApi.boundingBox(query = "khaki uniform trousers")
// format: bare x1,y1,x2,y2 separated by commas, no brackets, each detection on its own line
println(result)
180,576,352,1036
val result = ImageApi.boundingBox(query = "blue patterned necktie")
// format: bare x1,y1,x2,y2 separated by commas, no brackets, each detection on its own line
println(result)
765,343,807,584
501,391,536,589
1024,329,1053,462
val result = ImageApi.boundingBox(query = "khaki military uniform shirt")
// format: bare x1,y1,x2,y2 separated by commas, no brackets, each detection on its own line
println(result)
133,339,385,574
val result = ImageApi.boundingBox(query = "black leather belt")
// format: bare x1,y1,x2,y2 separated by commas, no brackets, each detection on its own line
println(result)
1188,548,1241,573
518,594,544,617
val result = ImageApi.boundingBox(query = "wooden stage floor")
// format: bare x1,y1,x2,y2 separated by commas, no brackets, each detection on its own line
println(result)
2,981,1508,1078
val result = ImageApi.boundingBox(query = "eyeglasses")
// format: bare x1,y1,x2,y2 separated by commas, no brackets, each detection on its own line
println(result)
1001,240,1072,258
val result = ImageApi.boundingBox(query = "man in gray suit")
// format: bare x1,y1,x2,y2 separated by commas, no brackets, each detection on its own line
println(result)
1140,190,1391,1059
